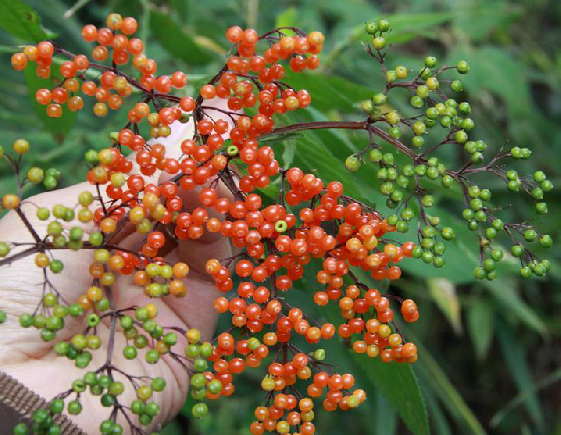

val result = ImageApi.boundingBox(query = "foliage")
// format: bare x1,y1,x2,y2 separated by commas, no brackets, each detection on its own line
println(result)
0,1,560,435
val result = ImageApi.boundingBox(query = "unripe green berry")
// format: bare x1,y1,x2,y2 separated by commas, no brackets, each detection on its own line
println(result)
457,60,470,74
345,156,361,171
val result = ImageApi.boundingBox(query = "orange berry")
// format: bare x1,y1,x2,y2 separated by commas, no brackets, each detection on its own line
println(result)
82,24,97,42
11,53,27,71
46,103,62,118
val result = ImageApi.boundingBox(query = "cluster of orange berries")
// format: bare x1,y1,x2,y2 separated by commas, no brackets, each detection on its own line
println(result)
249,372,365,435
11,13,188,125
8,14,422,433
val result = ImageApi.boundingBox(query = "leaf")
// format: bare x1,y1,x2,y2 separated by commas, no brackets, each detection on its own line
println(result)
424,388,453,435
169,0,189,22
403,327,486,435
281,141,295,167
496,321,545,431
353,355,429,435
467,300,494,360
283,70,372,113
482,278,547,336
275,7,297,31
150,9,214,66
447,46,531,118
0,0,49,42
23,65,77,137
323,305,429,435
428,278,462,334
491,367,561,428
373,390,398,435
382,12,457,44
293,133,363,201
453,3,521,42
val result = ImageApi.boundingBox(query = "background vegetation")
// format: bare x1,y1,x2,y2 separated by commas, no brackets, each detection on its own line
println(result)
1,0,560,434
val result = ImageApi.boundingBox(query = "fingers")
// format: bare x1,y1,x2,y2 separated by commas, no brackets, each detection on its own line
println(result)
151,98,239,273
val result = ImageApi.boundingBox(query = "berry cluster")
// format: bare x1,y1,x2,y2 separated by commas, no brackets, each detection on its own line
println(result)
345,20,553,279
0,13,551,435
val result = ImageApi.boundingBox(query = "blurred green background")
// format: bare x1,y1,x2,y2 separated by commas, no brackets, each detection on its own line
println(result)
1,0,560,434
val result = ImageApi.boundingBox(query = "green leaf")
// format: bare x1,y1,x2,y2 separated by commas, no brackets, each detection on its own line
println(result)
483,278,547,336
168,0,189,22
491,367,561,428
281,141,295,167
283,70,372,113
293,133,363,201
23,65,77,137
150,9,214,66
428,278,462,334
373,390,397,435
275,7,297,31
0,0,49,42
467,300,494,360
354,355,429,435
453,3,521,42
424,388,453,435
496,321,545,431
404,327,486,435
447,46,532,118
382,12,456,44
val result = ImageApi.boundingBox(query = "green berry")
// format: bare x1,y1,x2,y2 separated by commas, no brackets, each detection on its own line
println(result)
208,379,222,394
192,403,208,418
541,180,553,192
13,423,29,435
152,377,166,392
145,349,160,364
377,19,390,32
534,171,546,183
536,202,548,215
540,235,553,248
123,346,137,360
68,400,82,415
345,156,360,171
373,36,386,50
441,227,455,240
422,195,434,207
365,22,377,35
451,80,463,92
425,56,437,68
474,267,486,280
511,245,524,257
433,257,445,268
372,93,386,105
524,229,537,242
227,145,239,156
411,96,423,108
457,60,470,74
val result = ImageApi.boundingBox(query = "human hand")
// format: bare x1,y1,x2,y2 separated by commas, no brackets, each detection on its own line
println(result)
0,102,234,433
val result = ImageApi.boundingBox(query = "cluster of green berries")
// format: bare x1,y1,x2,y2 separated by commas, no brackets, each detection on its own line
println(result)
13,374,166,435
19,293,98,364
0,140,60,191
347,20,553,279
185,328,216,418
118,305,180,364
365,19,391,50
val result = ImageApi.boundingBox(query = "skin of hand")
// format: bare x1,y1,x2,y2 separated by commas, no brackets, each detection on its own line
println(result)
0,101,234,433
